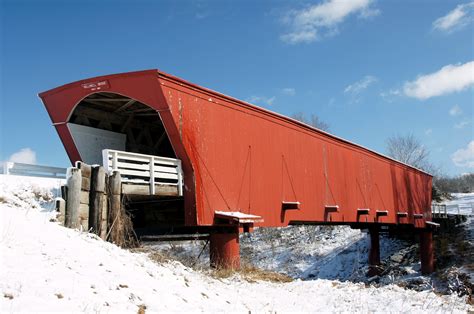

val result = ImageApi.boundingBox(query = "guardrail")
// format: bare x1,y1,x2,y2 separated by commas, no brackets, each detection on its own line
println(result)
432,202,474,216
431,203,447,217
2,162,67,178
102,149,184,196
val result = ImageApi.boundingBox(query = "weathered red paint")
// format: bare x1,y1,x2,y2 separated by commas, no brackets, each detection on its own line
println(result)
39,69,433,230
209,231,240,269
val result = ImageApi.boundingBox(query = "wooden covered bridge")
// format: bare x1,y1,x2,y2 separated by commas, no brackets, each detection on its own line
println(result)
39,70,436,274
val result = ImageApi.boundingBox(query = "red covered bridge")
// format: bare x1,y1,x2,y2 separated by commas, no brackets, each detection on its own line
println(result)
39,69,436,274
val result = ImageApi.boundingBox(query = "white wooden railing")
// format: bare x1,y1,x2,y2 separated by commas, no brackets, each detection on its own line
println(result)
2,162,67,179
432,203,474,216
102,149,183,196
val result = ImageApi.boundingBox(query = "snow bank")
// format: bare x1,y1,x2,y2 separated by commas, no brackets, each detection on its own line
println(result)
0,175,472,312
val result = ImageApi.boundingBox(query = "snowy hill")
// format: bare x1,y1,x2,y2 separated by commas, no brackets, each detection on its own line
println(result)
0,175,471,312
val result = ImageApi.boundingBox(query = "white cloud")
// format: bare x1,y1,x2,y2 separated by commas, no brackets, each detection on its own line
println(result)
281,88,296,96
433,2,474,33
454,120,470,129
449,104,463,116
379,88,401,102
8,148,37,164
344,75,377,94
403,61,474,100
451,141,474,168
280,0,379,44
246,95,276,106
425,129,433,136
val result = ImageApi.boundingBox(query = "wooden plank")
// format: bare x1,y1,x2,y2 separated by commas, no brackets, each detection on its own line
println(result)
104,155,177,168
122,183,178,196
108,171,122,243
121,178,177,186
113,161,178,174
80,191,90,205
99,175,108,240
61,185,68,201
89,166,106,234
81,177,91,191
114,99,136,112
76,161,92,178
105,149,180,164
141,234,209,242
117,168,178,180
110,171,122,195
79,203,89,230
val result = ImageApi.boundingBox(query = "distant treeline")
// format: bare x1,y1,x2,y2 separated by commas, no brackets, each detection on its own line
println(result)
434,173,474,194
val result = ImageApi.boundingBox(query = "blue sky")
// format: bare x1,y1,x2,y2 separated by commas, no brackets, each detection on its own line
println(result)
1,0,473,176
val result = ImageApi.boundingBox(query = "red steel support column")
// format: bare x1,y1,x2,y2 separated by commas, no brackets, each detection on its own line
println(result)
420,229,434,274
368,226,381,276
209,229,240,269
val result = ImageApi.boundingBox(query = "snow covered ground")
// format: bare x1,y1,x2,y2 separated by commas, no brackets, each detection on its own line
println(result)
0,175,472,312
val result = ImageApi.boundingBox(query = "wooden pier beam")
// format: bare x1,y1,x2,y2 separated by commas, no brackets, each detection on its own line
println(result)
108,170,122,243
420,229,434,274
89,166,106,235
99,174,109,240
368,226,381,276
77,162,92,231
209,228,240,270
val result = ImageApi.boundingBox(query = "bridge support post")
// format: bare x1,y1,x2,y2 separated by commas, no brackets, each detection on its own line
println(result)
420,229,434,274
368,226,381,276
209,228,240,270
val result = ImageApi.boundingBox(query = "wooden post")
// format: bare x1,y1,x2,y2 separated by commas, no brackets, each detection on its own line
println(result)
108,170,122,243
89,166,106,235
61,185,68,202
55,197,66,225
76,162,92,231
368,226,381,276
99,175,109,240
209,228,241,269
420,229,434,274
65,167,81,229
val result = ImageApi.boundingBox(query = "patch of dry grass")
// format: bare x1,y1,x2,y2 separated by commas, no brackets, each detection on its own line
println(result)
131,247,171,264
107,199,139,249
135,246,291,283
137,304,146,314
212,263,293,283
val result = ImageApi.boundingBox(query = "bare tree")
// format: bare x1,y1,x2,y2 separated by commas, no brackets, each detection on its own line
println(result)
385,134,434,173
291,112,330,132
434,173,474,193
